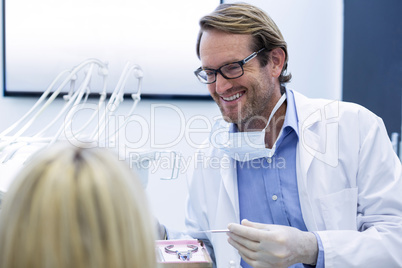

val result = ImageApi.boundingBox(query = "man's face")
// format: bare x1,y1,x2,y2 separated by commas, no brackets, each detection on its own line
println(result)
199,29,278,129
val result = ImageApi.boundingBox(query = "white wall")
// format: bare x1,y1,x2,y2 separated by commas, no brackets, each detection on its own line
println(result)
0,1,344,230
224,0,344,100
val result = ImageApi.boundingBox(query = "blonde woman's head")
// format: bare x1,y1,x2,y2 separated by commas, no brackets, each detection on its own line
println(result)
0,143,156,268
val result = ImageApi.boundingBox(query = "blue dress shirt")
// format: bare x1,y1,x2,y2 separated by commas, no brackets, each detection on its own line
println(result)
235,89,324,268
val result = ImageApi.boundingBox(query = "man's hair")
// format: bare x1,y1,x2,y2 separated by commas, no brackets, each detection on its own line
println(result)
196,3,291,86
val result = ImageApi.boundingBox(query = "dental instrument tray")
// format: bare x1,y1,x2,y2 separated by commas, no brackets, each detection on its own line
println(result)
156,239,212,268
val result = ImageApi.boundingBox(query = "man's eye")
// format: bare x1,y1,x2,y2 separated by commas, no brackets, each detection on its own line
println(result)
224,64,241,72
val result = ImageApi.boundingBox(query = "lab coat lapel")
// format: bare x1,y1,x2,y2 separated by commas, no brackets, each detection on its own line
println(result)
293,90,322,231
294,90,340,173
299,114,320,176
296,129,320,231
219,154,240,223
293,90,321,178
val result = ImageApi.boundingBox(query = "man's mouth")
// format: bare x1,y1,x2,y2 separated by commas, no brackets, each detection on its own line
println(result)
221,92,243,101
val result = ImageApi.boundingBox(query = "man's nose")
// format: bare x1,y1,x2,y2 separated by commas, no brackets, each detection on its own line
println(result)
214,73,232,95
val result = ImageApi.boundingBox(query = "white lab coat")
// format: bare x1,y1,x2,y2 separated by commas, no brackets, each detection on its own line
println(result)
182,90,402,268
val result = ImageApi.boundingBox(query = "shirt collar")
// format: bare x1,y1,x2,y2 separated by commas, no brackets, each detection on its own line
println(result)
283,87,299,137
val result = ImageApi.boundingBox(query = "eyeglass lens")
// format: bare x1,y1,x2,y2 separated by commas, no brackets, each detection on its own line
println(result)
198,62,243,83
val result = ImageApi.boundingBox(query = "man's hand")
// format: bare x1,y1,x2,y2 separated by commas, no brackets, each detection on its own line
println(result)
227,219,318,268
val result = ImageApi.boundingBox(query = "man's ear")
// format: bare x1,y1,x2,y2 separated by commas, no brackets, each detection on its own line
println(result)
269,47,286,78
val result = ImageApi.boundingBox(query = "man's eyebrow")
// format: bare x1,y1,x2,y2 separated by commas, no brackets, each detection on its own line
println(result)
202,58,241,70
200,66,215,70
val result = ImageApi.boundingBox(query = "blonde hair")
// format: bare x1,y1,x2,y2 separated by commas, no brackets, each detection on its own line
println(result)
196,3,291,88
0,143,156,268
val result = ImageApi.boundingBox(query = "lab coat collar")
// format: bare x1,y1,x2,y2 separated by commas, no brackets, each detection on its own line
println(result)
293,90,326,175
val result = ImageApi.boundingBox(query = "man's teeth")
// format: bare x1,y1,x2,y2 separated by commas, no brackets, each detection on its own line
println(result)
222,93,243,101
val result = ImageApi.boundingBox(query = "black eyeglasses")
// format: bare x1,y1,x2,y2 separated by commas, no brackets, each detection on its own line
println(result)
194,48,265,84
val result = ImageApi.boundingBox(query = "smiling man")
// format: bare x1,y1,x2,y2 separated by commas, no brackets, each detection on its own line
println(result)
166,3,402,268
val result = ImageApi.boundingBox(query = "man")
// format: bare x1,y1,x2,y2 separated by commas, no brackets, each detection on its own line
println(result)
167,3,402,268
